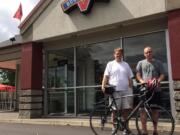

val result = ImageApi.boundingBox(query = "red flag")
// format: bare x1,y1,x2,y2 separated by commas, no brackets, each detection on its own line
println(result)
13,3,23,21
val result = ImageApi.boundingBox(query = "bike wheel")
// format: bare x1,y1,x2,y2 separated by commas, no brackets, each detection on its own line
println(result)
90,105,119,135
135,104,175,135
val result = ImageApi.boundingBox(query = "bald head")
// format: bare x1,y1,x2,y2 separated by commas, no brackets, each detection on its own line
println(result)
144,46,153,61
144,47,152,53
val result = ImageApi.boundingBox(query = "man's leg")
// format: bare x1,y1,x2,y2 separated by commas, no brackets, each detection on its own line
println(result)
122,109,131,127
152,109,159,134
140,109,148,135
121,90,134,135
151,92,160,135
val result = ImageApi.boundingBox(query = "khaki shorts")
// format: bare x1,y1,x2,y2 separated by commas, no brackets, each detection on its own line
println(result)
109,90,133,110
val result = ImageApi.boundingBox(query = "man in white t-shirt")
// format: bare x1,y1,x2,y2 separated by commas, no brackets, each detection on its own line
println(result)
101,48,134,135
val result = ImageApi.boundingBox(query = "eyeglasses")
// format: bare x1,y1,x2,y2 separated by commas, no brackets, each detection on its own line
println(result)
145,51,152,54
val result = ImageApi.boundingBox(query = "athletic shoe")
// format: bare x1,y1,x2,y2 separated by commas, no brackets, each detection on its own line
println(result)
153,132,158,135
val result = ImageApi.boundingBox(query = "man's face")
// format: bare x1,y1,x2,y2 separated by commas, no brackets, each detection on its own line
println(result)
144,47,153,60
114,51,122,61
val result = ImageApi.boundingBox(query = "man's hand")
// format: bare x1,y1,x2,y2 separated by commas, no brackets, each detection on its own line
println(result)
101,86,105,93
101,75,109,93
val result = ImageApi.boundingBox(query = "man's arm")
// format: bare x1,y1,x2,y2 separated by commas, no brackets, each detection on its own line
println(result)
101,75,109,92
136,61,145,84
129,78,133,88
157,60,165,83
158,74,165,83
136,72,145,84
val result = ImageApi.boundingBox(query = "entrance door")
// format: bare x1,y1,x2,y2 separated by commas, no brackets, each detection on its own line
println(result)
47,49,74,115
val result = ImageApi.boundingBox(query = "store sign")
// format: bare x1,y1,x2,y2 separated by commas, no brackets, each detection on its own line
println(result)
61,0,110,14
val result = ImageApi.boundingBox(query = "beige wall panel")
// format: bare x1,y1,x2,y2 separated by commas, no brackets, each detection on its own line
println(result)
44,17,167,51
22,27,33,42
33,0,166,41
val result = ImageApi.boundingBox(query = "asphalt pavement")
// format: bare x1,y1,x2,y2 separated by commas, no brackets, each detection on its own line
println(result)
0,122,92,135
0,122,180,135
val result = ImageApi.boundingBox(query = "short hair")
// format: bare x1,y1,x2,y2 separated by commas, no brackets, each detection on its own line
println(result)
144,46,152,51
114,48,123,53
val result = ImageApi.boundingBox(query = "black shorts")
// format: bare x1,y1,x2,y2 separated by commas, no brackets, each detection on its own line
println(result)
147,91,162,105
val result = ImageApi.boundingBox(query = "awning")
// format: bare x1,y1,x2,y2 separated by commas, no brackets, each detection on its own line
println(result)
0,84,15,92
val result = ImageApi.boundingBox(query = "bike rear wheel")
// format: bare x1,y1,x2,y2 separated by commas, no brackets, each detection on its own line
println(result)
90,105,119,135
135,104,175,135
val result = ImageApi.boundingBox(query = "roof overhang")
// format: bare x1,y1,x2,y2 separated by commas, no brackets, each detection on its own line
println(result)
19,0,53,34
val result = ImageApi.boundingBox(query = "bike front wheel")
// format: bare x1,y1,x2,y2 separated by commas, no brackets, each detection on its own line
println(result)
135,104,175,135
90,105,119,135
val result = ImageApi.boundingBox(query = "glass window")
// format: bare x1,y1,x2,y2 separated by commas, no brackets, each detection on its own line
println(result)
48,49,74,88
45,31,171,115
76,39,121,113
123,31,171,111
47,48,74,114
76,39,121,86
123,31,168,78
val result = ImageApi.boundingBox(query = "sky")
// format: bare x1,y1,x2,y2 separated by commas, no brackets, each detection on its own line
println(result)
0,0,40,42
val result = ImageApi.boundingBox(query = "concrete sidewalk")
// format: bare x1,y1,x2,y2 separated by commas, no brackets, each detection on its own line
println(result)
0,111,89,127
0,111,180,133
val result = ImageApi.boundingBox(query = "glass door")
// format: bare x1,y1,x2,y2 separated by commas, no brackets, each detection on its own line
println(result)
47,48,74,115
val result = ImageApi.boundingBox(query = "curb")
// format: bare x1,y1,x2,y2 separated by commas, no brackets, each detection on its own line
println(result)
0,118,90,127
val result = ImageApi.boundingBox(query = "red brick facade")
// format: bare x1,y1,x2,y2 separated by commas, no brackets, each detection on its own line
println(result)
20,42,42,90
168,9,180,80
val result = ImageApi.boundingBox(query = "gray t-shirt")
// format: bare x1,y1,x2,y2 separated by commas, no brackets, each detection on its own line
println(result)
136,59,165,82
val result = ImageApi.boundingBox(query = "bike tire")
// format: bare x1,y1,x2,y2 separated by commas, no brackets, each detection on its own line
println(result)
135,104,175,135
89,104,119,135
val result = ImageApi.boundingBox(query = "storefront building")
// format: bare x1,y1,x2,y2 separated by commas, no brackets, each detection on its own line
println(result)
0,0,180,122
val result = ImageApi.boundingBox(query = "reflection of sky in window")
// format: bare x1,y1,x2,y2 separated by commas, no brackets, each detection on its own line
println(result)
123,31,168,76
124,31,167,63
88,40,121,64
124,32,166,57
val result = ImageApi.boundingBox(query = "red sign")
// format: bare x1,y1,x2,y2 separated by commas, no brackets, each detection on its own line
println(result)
77,0,92,13
61,0,110,14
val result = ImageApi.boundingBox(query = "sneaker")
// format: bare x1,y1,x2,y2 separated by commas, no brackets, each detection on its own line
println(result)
141,133,148,135
141,130,148,135
122,129,132,135
153,131,158,135
112,128,116,135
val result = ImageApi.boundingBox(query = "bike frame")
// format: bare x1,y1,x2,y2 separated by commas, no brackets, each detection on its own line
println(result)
90,85,175,135
108,87,155,131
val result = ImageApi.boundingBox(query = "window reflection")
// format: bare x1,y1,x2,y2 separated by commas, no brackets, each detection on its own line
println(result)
123,31,171,111
77,40,121,86
123,32,168,79
47,48,74,114
76,40,121,112
46,31,171,115
48,49,74,88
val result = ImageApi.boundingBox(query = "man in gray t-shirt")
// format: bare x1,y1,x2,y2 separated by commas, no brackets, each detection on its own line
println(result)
136,59,165,91
136,46,165,135
136,59,165,82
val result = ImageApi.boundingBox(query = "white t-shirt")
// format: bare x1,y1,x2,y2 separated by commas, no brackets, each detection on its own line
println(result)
104,60,134,91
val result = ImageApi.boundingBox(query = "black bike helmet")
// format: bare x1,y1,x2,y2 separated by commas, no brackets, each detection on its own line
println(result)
147,78,158,91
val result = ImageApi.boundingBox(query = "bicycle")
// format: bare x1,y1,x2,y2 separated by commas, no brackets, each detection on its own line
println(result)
89,84,175,135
